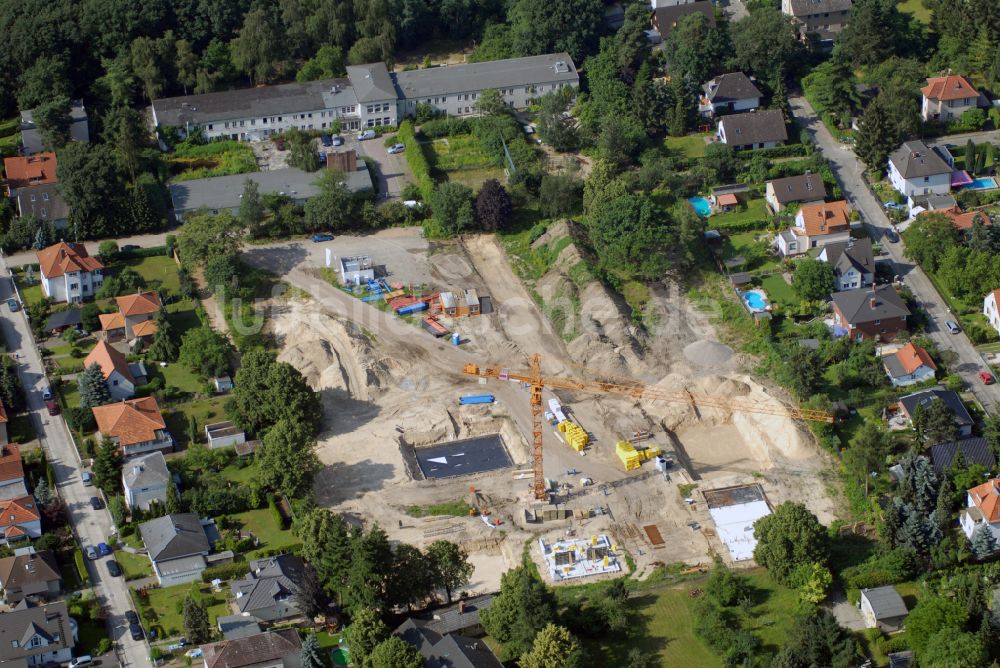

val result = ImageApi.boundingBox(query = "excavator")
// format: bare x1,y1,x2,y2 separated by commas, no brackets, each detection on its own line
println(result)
462,354,834,500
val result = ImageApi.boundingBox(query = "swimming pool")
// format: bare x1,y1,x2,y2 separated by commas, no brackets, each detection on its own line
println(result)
967,177,998,190
741,289,769,312
688,196,712,217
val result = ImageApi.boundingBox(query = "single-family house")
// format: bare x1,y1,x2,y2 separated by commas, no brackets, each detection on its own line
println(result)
930,207,993,234
0,548,62,603
881,342,937,387
859,586,908,631
817,237,874,290
962,477,1000,543
765,173,827,213
122,451,170,511
100,291,162,344
205,422,246,450
231,554,308,623
921,75,981,122
15,184,69,229
887,141,953,204
699,73,762,117
781,0,852,42
651,1,715,39
831,286,910,342
20,101,89,155
201,629,302,668
930,437,995,474
140,513,212,586
340,255,375,285
93,397,172,459
2,153,57,196
716,110,788,150
36,242,104,304
775,200,851,257
897,388,974,439
217,615,263,641
984,289,1000,337
0,496,41,544
0,600,75,667
0,444,28,500
83,341,143,400
394,619,503,668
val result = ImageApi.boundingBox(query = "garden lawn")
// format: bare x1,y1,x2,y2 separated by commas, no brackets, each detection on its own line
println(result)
0,117,19,158
19,283,45,308
168,140,257,182
138,583,230,639
166,298,202,337
163,395,229,447
664,134,710,159
710,198,769,229
115,550,153,581
724,231,781,273
156,362,204,394
230,508,300,554
759,274,798,308
220,461,258,485
426,134,505,188
120,255,181,293
898,0,931,23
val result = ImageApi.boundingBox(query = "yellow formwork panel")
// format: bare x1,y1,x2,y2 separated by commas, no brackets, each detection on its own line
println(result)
615,441,641,471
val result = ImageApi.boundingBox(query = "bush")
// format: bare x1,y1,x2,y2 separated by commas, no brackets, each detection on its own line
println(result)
842,548,920,590
946,108,987,133
419,117,472,138
397,120,435,200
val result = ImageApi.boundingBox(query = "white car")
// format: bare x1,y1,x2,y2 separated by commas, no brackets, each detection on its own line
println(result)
358,130,376,141
387,143,405,154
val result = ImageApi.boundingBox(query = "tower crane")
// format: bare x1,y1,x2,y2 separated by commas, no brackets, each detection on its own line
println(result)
462,354,834,500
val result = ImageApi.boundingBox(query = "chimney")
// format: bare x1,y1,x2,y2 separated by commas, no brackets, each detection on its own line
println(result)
459,600,466,614
869,296,878,309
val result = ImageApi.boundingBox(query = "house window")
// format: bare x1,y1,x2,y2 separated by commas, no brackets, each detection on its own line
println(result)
29,194,35,202
42,192,48,201
40,207,46,217
874,319,880,326
10,641,17,648
208,124,213,130
113,380,119,386
30,637,40,647
69,283,78,290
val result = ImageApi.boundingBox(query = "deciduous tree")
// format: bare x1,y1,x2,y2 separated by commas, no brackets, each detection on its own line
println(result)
752,502,828,585
793,259,836,300
474,179,512,232
430,182,475,236
427,540,473,603
481,565,557,658
179,326,231,378
257,418,320,497
368,636,424,668
520,624,584,668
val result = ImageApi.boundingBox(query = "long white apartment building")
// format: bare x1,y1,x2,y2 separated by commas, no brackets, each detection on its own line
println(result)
151,54,580,141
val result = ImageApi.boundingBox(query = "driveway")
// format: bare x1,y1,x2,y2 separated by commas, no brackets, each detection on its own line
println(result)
827,591,867,631
790,95,1000,411
355,135,411,202
0,253,150,668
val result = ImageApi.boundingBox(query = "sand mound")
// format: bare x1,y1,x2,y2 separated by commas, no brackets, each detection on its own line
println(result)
684,340,734,367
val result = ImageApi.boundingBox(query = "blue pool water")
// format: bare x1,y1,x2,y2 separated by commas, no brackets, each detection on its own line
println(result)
743,291,768,311
688,197,712,217
968,177,998,190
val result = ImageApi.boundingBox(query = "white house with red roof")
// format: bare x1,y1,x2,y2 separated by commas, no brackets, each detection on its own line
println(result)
962,478,1000,542
881,342,937,387
35,242,103,304
985,289,1000,338
100,291,162,344
775,200,851,257
83,341,140,400
0,496,41,544
921,74,981,122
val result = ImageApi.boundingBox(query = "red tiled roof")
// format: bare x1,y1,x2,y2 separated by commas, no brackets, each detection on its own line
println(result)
922,75,979,102
0,495,40,526
3,153,57,189
83,341,134,384
895,343,937,375
116,291,162,317
939,207,991,231
717,193,739,206
131,320,158,337
99,313,125,331
0,445,24,484
91,397,166,447
796,200,851,236
0,399,6,424
969,478,1000,523
36,242,103,280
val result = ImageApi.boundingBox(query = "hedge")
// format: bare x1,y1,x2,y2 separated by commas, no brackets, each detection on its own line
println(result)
200,559,249,583
120,245,169,259
419,117,472,139
398,120,435,200
73,549,90,586
715,218,773,232
741,143,810,160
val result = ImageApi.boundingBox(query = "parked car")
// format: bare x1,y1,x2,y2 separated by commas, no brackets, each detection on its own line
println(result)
97,542,112,557
69,656,93,668
311,233,334,243
883,228,899,243
358,130,376,141
121,244,139,252
331,135,344,146
6,298,19,312
130,623,144,641
45,401,60,416
981,370,996,385
106,560,122,577
387,143,405,154
319,133,333,147
85,546,97,560
89,497,102,510
884,201,904,210
81,471,93,486
42,387,52,400
125,610,139,625
945,320,961,334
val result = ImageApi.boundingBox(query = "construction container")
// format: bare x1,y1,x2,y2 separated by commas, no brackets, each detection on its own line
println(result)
421,317,448,338
557,420,589,451
397,301,429,315
459,394,495,405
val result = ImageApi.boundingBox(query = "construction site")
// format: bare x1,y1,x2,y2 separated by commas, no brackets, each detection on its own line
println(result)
245,225,839,593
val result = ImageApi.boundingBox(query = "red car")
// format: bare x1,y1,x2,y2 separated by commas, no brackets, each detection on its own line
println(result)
980,370,996,385
45,401,60,416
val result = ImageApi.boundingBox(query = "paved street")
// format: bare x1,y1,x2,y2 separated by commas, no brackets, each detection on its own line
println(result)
791,96,1000,411
0,253,149,668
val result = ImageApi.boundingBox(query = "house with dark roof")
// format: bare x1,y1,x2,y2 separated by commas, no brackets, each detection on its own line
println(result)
831,286,910,341
887,140,953,206
921,75,981,122
859,586,908,631
781,0,852,42
881,342,936,387
699,73,762,117
19,101,89,155
930,437,995,474
651,1,715,38
897,388,974,439
0,600,75,667
35,241,103,304
962,477,1000,544
139,513,212,586
201,629,301,668
216,615,263,641
765,173,828,212
122,451,170,510
15,184,69,229
716,110,787,150
394,618,503,668
817,238,874,291
0,496,41,544
231,554,308,623
0,548,62,603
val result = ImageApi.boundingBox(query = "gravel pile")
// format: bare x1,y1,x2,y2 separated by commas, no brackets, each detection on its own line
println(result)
683,340,734,367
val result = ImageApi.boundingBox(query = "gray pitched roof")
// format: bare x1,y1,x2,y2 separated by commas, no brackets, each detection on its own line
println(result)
821,238,874,279
202,629,301,668
0,550,61,592
0,601,71,662
152,78,353,127
768,173,827,204
899,388,974,431
345,63,398,103
425,634,504,668
15,184,69,222
930,437,995,473
231,554,306,614
20,101,89,154
420,594,495,636
139,513,210,562
703,73,762,104
889,141,952,179
395,53,579,100
123,451,169,489
831,286,910,325
217,615,263,641
786,0,853,16
653,1,716,36
719,109,788,146
861,586,908,619
44,308,81,333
